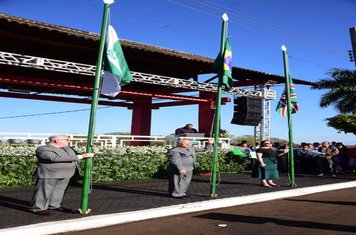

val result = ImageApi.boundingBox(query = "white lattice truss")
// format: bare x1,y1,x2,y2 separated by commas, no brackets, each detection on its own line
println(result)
253,85,272,145
260,98,272,141
0,51,276,99
0,50,273,139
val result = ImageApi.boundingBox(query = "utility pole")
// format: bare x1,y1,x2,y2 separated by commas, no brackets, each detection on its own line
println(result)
349,27,356,68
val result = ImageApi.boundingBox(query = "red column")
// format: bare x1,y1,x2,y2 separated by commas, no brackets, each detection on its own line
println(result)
198,92,216,136
131,97,152,145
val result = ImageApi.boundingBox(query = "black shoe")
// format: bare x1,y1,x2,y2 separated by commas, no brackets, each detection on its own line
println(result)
52,207,73,213
172,196,186,199
33,210,50,216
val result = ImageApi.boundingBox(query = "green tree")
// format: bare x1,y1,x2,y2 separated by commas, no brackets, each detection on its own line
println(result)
312,68,356,134
326,114,356,135
312,69,356,113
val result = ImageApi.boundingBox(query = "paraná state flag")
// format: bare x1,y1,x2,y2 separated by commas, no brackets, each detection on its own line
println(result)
101,25,132,97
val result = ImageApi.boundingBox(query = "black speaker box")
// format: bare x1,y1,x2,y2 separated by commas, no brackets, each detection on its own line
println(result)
231,97,262,126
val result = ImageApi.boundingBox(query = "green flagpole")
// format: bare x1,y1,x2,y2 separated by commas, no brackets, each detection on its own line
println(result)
210,13,229,198
281,45,296,187
80,0,112,214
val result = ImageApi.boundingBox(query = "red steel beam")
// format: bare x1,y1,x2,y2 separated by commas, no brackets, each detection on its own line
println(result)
0,74,212,103
0,74,93,91
121,89,211,103
0,91,228,108
0,91,133,107
150,101,199,109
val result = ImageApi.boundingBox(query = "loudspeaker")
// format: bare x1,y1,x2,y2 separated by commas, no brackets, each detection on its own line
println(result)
231,97,262,126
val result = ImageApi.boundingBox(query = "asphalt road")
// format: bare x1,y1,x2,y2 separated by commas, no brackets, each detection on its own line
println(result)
66,187,356,235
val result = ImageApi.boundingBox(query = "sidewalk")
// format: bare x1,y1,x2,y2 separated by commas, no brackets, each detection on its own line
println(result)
0,173,355,234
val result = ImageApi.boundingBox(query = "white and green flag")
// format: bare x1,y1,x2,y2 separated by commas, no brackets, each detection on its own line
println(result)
101,25,132,97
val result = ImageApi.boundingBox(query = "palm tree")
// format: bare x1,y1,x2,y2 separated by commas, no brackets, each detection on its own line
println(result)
312,68,356,134
312,68,356,114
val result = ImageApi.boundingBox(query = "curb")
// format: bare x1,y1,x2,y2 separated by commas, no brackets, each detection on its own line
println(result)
1,181,355,235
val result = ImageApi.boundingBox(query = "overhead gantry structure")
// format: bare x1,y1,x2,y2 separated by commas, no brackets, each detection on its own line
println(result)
0,13,314,140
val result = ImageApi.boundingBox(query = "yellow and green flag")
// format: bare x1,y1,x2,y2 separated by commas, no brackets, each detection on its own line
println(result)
212,38,233,91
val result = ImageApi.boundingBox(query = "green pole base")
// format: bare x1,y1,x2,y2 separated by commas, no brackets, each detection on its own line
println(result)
77,208,92,215
289,183,298,188
210,194,218,198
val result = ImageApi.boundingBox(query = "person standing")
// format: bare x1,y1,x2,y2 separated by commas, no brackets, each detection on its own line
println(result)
30,135,94,215
334,142,348,173
317,141,339,176
253,140,287,187
174,124,198,136
237,140,252,157
168,138,213,199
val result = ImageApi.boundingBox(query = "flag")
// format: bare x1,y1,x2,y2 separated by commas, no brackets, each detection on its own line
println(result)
276,75,299,117
212,38,233,91
101,25,132,97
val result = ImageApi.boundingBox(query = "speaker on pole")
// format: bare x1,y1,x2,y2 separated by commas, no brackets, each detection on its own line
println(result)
231,96,262,126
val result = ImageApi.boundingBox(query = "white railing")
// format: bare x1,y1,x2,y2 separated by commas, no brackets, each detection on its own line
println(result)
167,136,231,149
0,132,167,148
0,132,231,149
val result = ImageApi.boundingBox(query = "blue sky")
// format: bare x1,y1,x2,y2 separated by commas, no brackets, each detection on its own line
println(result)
1,0,355,144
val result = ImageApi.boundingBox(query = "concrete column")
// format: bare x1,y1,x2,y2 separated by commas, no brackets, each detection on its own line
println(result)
198,91,216,136
131,97,152,145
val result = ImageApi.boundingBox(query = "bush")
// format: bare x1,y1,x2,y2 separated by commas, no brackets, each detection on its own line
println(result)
89,146,168,182
0,145,37,187
0,146,245,188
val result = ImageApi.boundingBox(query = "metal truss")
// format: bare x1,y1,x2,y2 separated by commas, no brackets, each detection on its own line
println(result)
0,51,275,99
0,51,96,76
254,85,272,145
0,50,274,140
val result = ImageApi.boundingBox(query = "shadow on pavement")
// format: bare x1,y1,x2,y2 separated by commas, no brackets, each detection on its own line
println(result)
284,198,356,206
195,212,356,233
0,195,31,213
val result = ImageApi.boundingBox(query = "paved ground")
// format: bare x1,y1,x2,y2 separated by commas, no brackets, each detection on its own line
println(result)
67,187,356,235
0,172,355,232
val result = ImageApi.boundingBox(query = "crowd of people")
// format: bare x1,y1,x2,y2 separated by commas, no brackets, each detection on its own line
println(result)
274,141,355,176
171,124,355,192
234,140,356,178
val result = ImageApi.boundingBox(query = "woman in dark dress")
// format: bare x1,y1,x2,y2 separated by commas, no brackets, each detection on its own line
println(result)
253,140,286,187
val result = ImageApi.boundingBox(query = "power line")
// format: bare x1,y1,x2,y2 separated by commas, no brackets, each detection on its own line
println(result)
0,106,112,120
197,0,342,54
166,0,346,57
132,0,343,69
289,55,334,69
166,0,220,20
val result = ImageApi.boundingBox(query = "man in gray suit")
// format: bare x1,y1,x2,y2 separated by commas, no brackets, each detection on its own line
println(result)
168,138,213,199
30,135,94,215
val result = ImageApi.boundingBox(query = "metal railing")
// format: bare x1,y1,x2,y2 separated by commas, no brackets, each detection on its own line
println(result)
0,132,231,149
0,132,167,148
167,136,231,149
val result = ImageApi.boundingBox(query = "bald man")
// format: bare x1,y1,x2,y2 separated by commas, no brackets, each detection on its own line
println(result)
30,135,94,215
168,138,213,199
